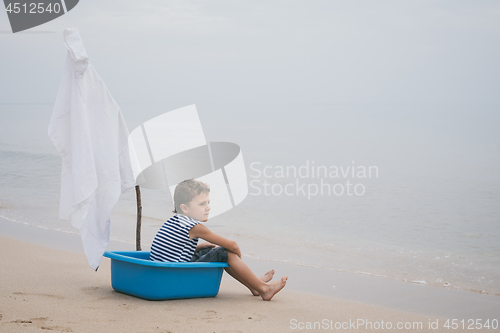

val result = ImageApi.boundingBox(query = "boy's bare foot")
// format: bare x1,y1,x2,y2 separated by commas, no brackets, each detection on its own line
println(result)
260,269,275,283
251,270,276,296
260,276,288,301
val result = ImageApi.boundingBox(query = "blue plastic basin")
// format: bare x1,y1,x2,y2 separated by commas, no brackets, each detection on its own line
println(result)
103,251,228,300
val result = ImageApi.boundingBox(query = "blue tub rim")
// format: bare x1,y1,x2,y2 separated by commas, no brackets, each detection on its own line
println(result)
104,251,229,268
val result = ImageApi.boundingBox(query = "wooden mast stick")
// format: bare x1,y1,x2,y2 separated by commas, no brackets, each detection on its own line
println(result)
135,185,142,251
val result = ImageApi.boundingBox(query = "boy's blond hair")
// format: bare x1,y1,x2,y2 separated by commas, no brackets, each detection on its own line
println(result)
173,179,210,214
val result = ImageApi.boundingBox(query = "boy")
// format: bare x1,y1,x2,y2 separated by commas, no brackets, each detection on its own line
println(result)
150,179,287,301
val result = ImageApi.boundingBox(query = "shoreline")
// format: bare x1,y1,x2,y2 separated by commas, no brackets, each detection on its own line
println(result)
2,211,498,298
243,254,500,298
1,217,499,323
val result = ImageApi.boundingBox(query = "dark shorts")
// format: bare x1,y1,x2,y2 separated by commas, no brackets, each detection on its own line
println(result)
190,246,228,263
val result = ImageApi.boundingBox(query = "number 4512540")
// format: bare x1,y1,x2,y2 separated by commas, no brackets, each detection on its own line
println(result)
6,2,62,14
444,319,498,330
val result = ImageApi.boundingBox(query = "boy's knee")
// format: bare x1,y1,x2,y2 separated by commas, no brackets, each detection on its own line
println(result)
227,251,238,261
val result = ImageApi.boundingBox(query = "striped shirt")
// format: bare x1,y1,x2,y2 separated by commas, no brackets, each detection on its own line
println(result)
150,215,200,262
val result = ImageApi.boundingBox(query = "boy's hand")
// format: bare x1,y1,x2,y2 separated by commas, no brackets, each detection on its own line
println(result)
198,242,217,250
231,244,242,258
195,241,217,252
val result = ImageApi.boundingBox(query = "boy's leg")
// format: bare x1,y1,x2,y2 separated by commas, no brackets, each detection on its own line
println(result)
192,247,280,298
227,252,287,301
225,266,259,295
224,267,275,296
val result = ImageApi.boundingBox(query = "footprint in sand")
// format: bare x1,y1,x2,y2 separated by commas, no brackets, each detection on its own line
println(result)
80,286,104,296
12,317,48,324
10,317,72,332
117,303,138,310
202,310,217,320
10,317,47,325
13,292,64,300
41,326,73,332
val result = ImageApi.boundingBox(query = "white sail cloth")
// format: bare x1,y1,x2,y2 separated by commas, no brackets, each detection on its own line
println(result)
48,28,137,270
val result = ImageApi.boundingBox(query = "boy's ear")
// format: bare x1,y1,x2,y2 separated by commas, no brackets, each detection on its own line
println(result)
180,203,189,214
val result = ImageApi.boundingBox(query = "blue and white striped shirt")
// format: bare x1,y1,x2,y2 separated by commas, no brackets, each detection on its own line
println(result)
150,215,200,262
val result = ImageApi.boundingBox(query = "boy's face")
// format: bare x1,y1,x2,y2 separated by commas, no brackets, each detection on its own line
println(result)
180,192,210,222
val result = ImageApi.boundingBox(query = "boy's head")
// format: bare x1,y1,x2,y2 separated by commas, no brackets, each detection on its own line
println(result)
173,179,211,221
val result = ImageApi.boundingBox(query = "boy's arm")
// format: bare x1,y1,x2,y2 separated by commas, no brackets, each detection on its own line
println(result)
189,224,241,258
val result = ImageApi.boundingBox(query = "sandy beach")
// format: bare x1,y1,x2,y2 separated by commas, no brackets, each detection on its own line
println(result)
1,232,498,333
2,1,500,332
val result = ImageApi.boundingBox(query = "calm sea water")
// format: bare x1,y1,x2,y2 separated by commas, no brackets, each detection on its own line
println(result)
1,103,499,295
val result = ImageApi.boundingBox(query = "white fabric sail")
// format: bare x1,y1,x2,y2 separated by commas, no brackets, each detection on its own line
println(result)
48,28,138,270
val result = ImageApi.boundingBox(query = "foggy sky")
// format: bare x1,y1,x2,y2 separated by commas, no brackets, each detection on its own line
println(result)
1,0,499,105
